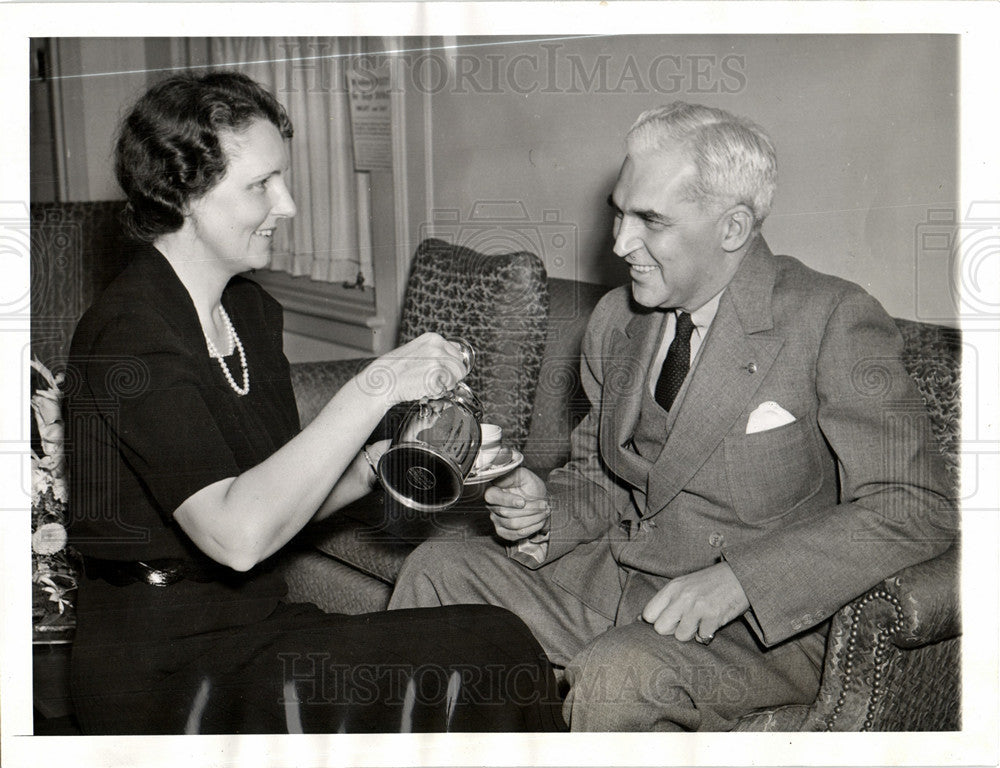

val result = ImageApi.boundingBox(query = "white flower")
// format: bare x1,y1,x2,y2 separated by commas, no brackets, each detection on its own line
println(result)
32,388,61,427
31,453,52,504
30,358,66,461
51,473,68,503
29,359,76,620
32,450,66,491
34,574,74,615
32,395,64,459
32,522,67,555
37,443,66,482
31,357,62,390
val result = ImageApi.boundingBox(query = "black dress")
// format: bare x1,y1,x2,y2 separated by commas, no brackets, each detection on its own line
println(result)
65,246,563,734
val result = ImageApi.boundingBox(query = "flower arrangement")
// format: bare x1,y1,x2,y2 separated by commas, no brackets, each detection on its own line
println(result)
30,358,78,635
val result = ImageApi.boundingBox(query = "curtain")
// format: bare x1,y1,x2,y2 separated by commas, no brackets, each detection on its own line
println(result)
207,38,373,286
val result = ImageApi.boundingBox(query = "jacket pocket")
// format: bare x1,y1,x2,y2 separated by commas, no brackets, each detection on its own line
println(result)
723,419,823,524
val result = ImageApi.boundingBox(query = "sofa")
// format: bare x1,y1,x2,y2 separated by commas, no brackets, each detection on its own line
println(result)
275,259,961,732
31,201,961,732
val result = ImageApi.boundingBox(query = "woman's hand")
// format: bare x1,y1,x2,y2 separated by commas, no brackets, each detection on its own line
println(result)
357,333,470,406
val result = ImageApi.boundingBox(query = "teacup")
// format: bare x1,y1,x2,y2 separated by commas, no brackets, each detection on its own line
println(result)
474,423,503,470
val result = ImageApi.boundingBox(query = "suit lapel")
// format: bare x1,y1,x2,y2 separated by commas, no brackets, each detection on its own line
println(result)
645,238,785,516
600,309,663,488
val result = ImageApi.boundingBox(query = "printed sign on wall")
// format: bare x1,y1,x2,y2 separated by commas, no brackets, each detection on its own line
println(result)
348,61,392,172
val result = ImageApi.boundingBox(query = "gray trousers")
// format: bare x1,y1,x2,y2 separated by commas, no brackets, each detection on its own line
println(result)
389,537,826,731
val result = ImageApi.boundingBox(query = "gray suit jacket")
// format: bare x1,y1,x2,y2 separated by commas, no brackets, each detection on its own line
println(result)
516,237,956,647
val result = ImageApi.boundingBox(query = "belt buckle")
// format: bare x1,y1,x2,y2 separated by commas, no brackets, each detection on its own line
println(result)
138,560,185,587
144,568,173,587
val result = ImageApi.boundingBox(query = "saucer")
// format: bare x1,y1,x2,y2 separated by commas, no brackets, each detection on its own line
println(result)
464,447,524,485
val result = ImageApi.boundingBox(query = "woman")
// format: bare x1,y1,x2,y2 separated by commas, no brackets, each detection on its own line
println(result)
65,71,563,735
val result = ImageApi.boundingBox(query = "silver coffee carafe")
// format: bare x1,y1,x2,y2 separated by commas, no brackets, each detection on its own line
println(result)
377,342,483,511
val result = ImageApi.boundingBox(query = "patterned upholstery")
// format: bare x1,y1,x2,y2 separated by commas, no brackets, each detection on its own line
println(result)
734,547,960,731
30,201,132,368
895,318,961,488
290,358,375,428
398,238,549,449
276,546,393,615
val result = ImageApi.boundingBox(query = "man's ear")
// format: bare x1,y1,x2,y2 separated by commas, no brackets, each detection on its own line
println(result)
719,205,754,252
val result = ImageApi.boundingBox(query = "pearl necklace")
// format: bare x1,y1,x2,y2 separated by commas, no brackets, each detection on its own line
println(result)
204,306,250,396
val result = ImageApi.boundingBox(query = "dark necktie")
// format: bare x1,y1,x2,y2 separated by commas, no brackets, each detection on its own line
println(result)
654,311,695,412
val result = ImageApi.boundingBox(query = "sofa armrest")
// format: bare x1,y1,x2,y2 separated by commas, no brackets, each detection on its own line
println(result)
805,546,960,731
885,544,960,648
735,547,961,732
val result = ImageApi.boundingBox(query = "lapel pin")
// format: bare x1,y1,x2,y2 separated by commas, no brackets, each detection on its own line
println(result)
744,362,757,374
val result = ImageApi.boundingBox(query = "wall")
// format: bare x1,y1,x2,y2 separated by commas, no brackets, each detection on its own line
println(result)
39,36,960,342
420,35,958,325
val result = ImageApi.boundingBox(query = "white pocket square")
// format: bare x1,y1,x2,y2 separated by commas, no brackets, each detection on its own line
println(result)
746,401,796,434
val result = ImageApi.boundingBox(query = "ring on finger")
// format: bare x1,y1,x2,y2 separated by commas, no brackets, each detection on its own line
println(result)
695,631,714,645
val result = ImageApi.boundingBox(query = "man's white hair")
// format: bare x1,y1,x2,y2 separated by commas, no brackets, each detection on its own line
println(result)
627,102,777,227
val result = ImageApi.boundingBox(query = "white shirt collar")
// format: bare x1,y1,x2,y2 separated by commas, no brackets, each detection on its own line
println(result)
685,289,724,333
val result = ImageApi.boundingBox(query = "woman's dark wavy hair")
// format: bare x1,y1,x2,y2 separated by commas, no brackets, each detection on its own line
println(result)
114,71,294,243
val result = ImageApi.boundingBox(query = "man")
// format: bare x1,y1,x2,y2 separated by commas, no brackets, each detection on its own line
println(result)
389,102,955,731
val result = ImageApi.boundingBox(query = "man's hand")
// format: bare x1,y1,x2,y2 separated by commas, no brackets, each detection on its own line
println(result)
483,467,551,541
641,562,750,643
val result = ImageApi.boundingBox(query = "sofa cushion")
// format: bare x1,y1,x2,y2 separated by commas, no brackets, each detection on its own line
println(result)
290,357,375,428
276,546,393,614
306,491,494,585
397,239,548,449
521,278,610,476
